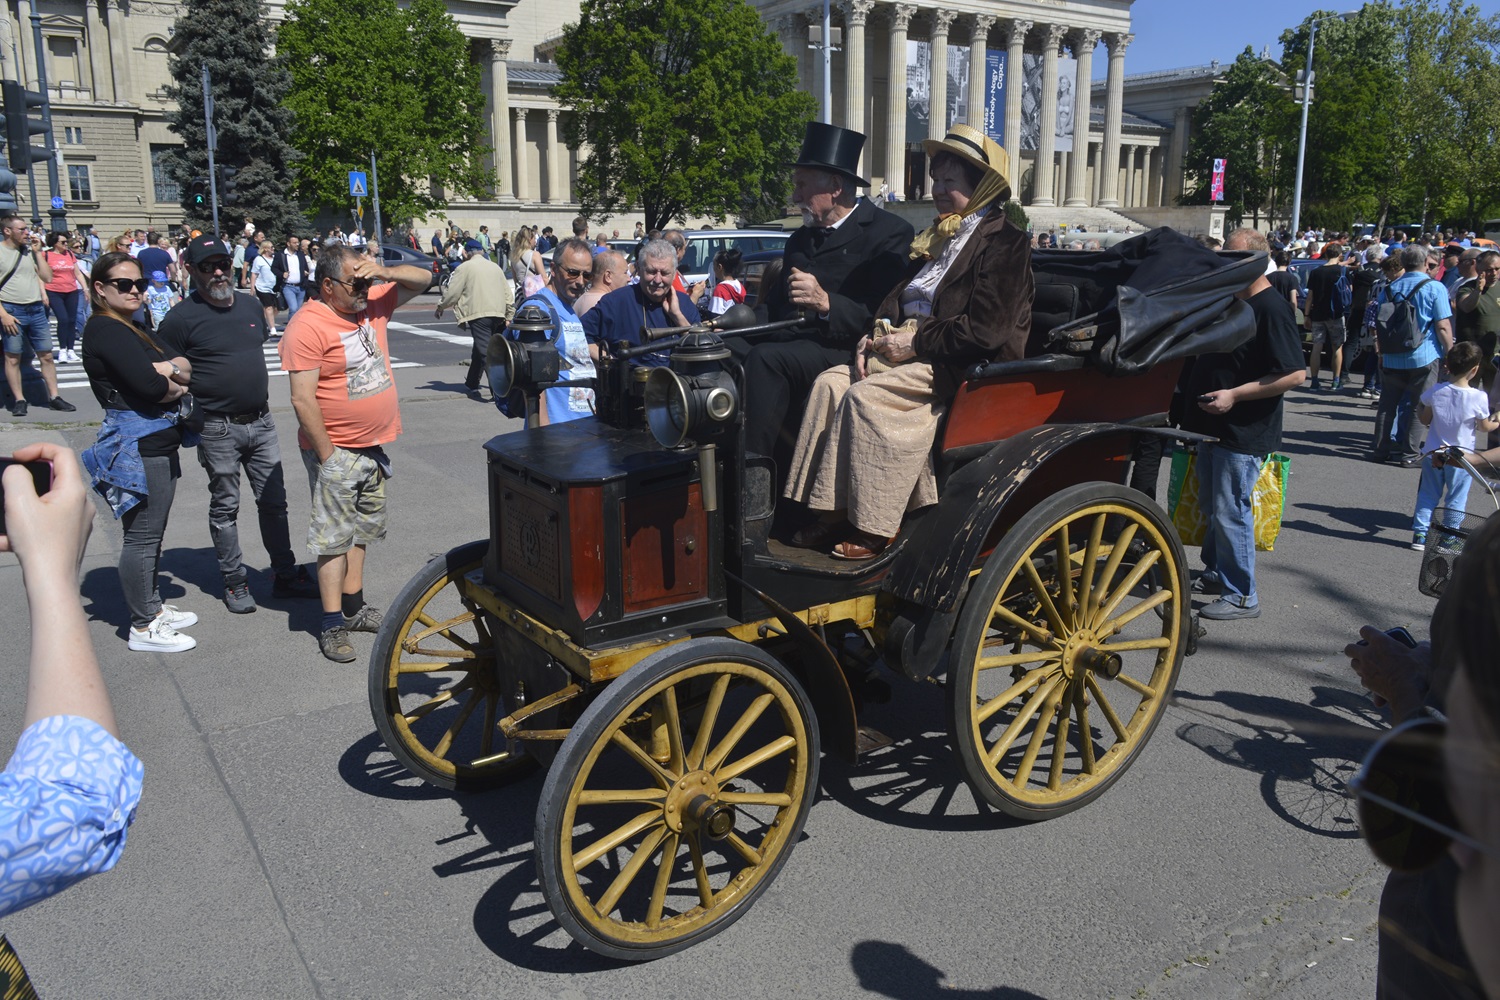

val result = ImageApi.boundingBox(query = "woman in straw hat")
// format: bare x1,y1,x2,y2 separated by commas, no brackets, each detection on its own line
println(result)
784,123,1034,560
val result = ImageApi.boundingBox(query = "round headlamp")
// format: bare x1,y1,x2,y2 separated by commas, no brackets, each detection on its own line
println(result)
644,367,738,448
486,334,520,398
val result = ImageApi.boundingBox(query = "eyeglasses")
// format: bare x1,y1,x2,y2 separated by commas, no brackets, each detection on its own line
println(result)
101,277,148,294
328,277,371,294
194,258,232,274
1346,716,1498,871
557,265,589,280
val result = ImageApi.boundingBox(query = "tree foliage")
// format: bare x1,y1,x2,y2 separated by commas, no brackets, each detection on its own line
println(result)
1181,48,1294,226
163,0,304,237
555,0,816,230
278,0,493,228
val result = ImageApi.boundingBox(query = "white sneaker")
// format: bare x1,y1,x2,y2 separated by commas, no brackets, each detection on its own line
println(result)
155,605,198,629
128,618,197,652
68,349,80,363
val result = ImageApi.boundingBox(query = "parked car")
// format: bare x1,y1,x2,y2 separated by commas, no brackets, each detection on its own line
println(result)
677,230,789,287
371,243,443,291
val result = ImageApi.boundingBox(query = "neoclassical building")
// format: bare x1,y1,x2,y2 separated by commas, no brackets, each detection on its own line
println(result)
0,0,1217,235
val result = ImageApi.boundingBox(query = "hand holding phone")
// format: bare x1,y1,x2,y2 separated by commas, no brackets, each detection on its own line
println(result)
0,443,91,575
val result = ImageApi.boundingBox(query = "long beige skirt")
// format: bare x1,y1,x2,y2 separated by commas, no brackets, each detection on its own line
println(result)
783,362,943,537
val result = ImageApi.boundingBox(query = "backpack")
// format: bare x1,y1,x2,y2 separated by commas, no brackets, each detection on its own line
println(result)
1373,277,1435,354
1331,266,1353,317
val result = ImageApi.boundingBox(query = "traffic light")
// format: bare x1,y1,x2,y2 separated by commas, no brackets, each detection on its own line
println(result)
188,177,207,208
219,165,240,206
1,81,49,173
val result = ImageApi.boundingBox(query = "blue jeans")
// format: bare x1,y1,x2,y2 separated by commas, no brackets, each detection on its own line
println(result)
197,413,296,584
1196,445,1264,603
1413,457,1472,536
282,284,306,315
2,301,52,356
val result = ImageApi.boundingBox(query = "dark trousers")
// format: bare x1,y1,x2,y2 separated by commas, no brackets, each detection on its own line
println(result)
1373,361,1439,460
120,455,178,628
48,289,81,351
197,412,295,585
737,338,849,458
465,316,504,390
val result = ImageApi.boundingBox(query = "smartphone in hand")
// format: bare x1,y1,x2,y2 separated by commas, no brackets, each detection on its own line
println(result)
0,457,53,536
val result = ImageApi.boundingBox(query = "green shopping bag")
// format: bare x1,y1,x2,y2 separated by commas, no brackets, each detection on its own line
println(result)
1167,448,1290,552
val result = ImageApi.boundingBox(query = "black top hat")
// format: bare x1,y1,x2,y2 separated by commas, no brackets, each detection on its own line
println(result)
790,122,870,187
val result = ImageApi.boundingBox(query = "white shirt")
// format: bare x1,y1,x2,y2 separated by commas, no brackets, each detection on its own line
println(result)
899,209,987,320
284,251,302,285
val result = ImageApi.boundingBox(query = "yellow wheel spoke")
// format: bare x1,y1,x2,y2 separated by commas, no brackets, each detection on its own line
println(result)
1085,673,1130,742
688,834,714,908
1077,513,1107,621
985,673,1066,765
1048,693,1073,791
976,663,1059,724
716,735,796,784
977,648,1061,671
1012,681,1067,788
1021,558,1069,639
576,788,669,806
646,832,680,929
401,674,475,724
687,674,731,771
610,729,678,788
412,610,478,652
397,660,472,674
1090,522,1139,621
1096,587,1173,638
1055,523,1074,628
595,826,669,916
717,791,792,807
573,810,662,872
703,693,774,773
1090,551,1160,630
660,686,686,776
725,831,762,866
432,689,481,759
1100,636,1173,653
1113,672,1157,698
986,602,1056,645
1077,698,1097,774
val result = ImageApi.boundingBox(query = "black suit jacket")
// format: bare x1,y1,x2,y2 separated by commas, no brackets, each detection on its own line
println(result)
763,199,914,350
272,249,312,291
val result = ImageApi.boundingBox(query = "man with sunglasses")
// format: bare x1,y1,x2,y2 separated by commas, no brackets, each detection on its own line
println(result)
434,239,511,399
280,244,429,663
0,214,73,415
511,237,597,424
156,234,319,614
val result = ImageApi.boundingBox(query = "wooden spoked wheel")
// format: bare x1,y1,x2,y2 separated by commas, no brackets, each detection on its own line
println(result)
949,483,1187,820
368,541,536,791
536,638,819,961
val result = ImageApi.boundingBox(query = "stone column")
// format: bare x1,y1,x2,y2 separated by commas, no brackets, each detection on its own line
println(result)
1032,23,1066,207
1063,28,1099,207
1145,146,1160,207
85,0,112,100
513,108,529,203
545,110,563,205
1167,105,1191,202
885,4,916,198
1002,19,1029,160
1123,144,1137,207
1090,141,1102,206
967,15,993,132
929,9,954,140
1097,31,1131,207
486,40,512,200
844,1,872,166
106,0,129,103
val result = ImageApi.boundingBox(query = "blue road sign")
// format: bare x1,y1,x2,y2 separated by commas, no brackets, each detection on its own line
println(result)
50,195,63,209
348,171,368,198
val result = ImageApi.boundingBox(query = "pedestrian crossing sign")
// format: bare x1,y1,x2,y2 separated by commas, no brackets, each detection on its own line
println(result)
349,171,368,198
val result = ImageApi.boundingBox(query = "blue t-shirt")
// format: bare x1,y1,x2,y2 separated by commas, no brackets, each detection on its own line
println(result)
582,284,701,367
1377,272,1452,369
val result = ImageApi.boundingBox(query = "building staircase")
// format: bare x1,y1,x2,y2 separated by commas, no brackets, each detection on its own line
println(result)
1021,205,1151,236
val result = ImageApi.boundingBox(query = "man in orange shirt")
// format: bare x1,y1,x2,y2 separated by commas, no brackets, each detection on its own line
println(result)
279,245,429,662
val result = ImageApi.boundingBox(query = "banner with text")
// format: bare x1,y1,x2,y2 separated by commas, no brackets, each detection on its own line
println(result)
1211,158,1227,202
983,50,1007,143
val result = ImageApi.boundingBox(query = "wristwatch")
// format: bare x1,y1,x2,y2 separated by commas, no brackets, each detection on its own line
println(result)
169,362,181,377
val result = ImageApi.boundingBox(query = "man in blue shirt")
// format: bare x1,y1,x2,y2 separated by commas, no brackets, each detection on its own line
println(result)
1371,245,1455,467
506,239,595,423
583,239,699,368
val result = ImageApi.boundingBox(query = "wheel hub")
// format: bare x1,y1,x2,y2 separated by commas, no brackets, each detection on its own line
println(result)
1059,628,1121,681
662,770,734,836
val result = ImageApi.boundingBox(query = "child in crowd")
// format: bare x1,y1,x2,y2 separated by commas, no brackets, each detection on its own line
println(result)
143,270,178,330
1412,340,1500,549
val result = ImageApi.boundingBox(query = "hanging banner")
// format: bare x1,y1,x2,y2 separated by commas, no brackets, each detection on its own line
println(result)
907,40,930,139
983,50,1006,143
1055,56,1077,153
1211,158,1227,202
1018,55,1078,152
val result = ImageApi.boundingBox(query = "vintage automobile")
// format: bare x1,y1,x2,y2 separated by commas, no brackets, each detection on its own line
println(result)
368,228,1265,961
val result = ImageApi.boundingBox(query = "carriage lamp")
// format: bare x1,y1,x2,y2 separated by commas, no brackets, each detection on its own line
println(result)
643,332,739,450
487,303,561,400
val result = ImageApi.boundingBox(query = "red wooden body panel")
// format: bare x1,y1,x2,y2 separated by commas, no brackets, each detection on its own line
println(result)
569,485,605,623
941,361,1182,453
621,482,708,613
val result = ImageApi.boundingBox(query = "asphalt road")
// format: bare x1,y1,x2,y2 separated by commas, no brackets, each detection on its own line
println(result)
0,324,1453,999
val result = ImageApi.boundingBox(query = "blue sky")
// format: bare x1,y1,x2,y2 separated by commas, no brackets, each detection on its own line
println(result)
1115,0,1500,75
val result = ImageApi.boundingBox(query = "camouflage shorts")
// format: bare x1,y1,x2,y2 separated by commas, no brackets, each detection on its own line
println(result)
300,446,389,556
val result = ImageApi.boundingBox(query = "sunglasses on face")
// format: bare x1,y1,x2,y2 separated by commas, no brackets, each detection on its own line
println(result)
1346,716,1498,871
101,277,148,294
328,277,371,294
194,258,232,274
557,265,589,280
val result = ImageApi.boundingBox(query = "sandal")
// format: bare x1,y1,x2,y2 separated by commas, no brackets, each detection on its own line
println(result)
831,531,893,561
791,519,846,549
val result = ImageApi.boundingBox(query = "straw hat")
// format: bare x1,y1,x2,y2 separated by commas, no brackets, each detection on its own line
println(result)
922,123,1011,201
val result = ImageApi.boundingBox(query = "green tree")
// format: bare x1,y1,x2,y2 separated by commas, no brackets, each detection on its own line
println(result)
1181,48,1294,226
555,0,816,230
163,0,304,236
279,0,492,228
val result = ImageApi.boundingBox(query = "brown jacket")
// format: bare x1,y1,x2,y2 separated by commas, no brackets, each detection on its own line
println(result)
874,210,1034,401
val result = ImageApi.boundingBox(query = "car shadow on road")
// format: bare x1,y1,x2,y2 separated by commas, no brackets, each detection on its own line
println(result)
1172,685,1384,839
850,941,1048,998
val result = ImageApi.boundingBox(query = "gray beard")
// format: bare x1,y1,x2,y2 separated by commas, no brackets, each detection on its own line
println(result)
202,282,235,306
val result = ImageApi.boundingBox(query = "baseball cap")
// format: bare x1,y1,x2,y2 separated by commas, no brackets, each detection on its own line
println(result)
184,233,230,265
464,239,483,252
150,270,168,282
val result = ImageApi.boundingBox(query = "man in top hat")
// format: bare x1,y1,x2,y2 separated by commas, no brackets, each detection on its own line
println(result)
738,122,914,465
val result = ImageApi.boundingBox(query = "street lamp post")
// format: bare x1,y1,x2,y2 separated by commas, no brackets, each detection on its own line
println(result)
1289,10,1358,239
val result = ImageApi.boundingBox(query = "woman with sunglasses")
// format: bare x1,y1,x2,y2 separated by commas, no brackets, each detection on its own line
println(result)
79,251,199,653
43,232,83,364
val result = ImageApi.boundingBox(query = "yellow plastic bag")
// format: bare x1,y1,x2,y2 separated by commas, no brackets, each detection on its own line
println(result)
1167,450,1289,553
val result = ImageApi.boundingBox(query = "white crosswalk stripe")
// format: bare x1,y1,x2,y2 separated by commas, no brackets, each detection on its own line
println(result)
50,341,422,390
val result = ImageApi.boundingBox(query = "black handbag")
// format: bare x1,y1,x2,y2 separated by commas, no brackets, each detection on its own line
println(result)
177,392,205,433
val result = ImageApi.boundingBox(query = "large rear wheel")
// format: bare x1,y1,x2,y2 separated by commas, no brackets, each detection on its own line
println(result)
949,483,1187,820
536,637,819,961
